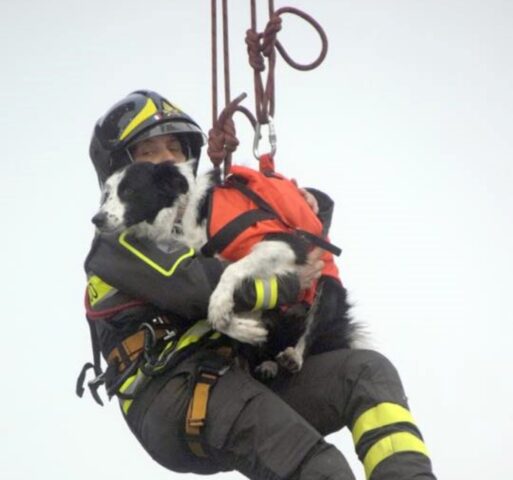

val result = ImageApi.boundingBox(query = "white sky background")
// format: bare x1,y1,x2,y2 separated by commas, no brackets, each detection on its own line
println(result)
1,0,512,478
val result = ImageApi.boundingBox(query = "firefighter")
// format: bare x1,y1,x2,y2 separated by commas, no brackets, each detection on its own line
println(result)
79,90,437,479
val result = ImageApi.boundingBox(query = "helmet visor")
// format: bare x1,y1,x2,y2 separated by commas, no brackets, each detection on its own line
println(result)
128,121,206,147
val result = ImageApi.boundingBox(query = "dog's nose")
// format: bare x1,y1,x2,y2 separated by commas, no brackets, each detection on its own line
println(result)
92,212,107,228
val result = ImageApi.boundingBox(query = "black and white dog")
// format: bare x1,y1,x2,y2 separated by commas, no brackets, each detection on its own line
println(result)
92,161,357,376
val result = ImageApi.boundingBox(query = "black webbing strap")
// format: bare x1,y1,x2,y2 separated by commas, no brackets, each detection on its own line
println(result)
295,229,342,257
76,318,107,406
201,208,277,257
227,177,277,214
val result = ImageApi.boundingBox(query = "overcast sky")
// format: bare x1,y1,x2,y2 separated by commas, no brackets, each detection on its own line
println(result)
2,1,512,479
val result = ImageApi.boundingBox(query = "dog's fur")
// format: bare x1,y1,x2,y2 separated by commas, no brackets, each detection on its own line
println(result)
93,161,357,376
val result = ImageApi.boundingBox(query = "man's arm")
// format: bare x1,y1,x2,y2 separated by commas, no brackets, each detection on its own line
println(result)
85,231,303,320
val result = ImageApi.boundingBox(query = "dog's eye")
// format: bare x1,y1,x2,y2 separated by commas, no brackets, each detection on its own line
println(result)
123,187,134,196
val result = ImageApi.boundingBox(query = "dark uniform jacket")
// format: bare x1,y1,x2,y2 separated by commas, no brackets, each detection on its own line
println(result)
83,231,302,393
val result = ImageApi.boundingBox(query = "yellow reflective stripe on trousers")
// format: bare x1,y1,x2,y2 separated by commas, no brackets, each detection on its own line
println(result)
118,369,147,415
363,432,429,479
119,231,195,276
352,402,416,445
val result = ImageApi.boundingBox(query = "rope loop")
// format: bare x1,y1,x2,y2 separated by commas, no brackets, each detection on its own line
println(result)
273,7,328,71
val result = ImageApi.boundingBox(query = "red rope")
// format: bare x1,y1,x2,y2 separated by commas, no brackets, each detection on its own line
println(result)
208,1,329,174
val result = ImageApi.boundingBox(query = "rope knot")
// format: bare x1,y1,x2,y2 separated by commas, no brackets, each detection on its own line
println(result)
262,14,282,57
245,29,265,72
207,94,246,167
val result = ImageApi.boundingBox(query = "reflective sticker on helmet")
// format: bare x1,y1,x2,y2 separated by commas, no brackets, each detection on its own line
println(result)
162,101,182,114
119,98,158,141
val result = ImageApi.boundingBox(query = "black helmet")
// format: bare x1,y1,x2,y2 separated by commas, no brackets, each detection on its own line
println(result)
90,90,205,184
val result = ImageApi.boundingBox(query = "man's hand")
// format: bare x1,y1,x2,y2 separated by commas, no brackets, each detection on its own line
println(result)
297,248,324,290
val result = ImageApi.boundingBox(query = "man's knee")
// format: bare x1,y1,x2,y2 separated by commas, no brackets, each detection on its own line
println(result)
342,349,407,407
206,368,327,479
291,441,356,480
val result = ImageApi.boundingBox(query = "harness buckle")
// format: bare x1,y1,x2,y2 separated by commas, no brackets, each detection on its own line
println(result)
87,371,107,406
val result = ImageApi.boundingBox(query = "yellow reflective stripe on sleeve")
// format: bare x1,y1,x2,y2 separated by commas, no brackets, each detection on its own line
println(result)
352,402,416,446
268,275,278,309
87,275,114,306
119,231,195,276
363,432,429,479
119,98,158,141
252,279,265,311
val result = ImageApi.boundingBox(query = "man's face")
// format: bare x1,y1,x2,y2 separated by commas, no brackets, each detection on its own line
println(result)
130,134,186,164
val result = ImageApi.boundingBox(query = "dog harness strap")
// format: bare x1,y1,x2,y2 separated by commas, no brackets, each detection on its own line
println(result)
185,346,233,458
201,209,277,257
227,177,278,215
295,229,342,257
226,177,343,257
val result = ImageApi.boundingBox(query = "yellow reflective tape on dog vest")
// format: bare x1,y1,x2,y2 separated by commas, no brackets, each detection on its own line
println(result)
252,276,279,311
118,231,195,276
119,98,158,141
363,432,429,479
351,402,429,478
87,275,114,306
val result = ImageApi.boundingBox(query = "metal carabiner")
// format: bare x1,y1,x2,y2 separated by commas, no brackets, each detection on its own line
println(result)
253,116,277,160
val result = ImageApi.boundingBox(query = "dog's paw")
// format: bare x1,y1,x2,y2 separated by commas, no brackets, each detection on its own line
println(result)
220,317,268,345
208,289,235,331
276,347,303,373
255,361,279,380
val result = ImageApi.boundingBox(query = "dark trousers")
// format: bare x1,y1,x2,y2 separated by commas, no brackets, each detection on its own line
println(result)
123,349,436,479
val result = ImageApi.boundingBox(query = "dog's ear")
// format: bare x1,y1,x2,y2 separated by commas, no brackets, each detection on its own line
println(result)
153,161,189,197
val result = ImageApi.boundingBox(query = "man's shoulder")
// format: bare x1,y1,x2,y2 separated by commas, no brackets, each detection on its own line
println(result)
85,231,194,277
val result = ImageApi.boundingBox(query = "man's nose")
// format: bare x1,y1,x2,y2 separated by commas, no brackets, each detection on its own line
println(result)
162,149,179,162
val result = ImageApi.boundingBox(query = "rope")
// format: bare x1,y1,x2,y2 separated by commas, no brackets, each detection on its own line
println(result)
208,0,329,174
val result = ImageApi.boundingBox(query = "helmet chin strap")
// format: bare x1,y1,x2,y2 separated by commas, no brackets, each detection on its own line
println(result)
126,149,135,164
